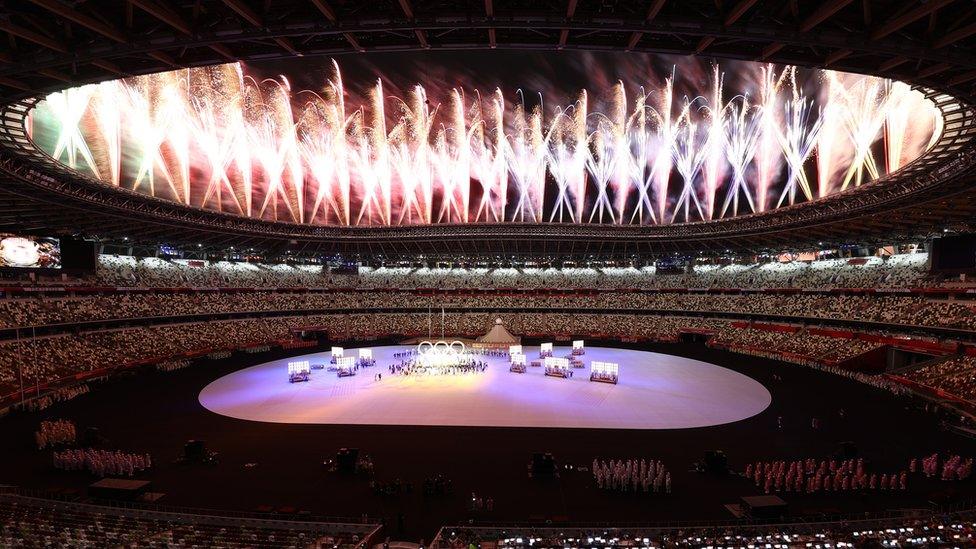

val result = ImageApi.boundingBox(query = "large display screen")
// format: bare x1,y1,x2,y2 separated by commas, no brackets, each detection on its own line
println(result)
931,235,976,271
655,258,687,275
0,234,61,269
60,238,97,272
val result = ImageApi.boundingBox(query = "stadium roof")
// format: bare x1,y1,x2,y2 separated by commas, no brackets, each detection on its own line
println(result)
2,1,976,104
0,0,975,257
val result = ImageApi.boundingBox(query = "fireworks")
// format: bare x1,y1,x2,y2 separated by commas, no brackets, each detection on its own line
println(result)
29,59,940,227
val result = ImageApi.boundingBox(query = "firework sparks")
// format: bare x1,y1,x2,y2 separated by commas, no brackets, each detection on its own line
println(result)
30,60,939,227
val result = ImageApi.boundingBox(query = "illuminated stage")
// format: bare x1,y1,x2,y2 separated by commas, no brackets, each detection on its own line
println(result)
198,346,771,429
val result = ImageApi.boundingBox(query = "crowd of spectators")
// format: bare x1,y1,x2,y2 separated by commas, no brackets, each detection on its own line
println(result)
53,448,151,478
3,287,976,333
3,250,976,408
18,384,90,413
905,355,976,402
709,328,882,364
814,364,911,396
34,419,76,450
86,252,934,290
156,359,193,372
94,255,332,289
0,311,895,400
0,318,298,396
0,313,708,396
0,251,972,336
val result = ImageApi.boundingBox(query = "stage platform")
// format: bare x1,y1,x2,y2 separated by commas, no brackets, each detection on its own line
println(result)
198,346,771,429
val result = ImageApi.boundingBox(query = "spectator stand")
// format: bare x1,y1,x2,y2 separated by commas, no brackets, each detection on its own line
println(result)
0,486,381,548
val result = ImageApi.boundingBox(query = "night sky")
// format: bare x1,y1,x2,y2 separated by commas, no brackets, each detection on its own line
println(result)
244,50,821,115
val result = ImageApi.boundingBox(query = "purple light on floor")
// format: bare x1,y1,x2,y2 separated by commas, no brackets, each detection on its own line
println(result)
199,346,771,429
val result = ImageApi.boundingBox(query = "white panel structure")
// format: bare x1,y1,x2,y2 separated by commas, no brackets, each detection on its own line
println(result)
287,360,311,382
509,345,523,355
544,357,569,369
544,356,571,378
573,340,585,350
540,342,553,353
287,360,310,375
331,346,344,357
590,361,619,384
336,355,357,377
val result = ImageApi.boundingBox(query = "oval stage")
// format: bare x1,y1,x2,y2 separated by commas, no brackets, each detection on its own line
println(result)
199,345,771,429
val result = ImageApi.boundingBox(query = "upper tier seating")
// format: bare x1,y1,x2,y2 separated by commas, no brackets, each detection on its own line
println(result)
905,355,976,402
1,288,975,332
85,253,935,290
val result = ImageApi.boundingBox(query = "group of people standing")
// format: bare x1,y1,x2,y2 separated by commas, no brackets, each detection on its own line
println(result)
915,453,974,481
746,458,908,494
35,419,76,450
53,448,151,477
592,458,671,494
387,357,489,376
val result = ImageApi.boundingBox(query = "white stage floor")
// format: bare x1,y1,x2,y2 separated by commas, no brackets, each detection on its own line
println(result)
199,345,771,429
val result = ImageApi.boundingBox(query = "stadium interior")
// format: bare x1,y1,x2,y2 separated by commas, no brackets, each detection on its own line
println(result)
3,1,976,547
